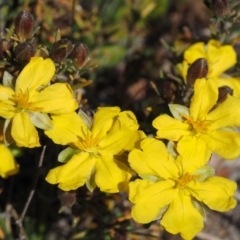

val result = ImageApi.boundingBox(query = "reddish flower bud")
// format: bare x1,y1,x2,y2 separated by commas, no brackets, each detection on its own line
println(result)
50,39,73,63
58,191,77,208
217,86,233,104
15,42,35,64
14,11,34,40
69,43,89,68
212,0,229,17
163,80,178,102
186,58,208,87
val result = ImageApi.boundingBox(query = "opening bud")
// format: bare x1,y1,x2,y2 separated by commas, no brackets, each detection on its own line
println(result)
50,39,73,63
69,43,89,68
15,42,35,64
212,0,229,17
186,58,208,87
217,86,233,104
14,11,35,40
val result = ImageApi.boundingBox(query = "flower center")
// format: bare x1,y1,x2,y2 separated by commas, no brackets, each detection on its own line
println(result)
181,114,211,134
72,127,101,156
174,173,200,189
15,90,30,112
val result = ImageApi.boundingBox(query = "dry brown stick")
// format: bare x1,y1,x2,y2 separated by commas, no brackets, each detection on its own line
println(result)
16,145,46,238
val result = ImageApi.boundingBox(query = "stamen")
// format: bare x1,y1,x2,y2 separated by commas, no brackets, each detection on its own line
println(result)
72,128,101,154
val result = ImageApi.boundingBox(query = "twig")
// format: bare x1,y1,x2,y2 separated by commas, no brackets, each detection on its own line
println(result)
16,146,46,239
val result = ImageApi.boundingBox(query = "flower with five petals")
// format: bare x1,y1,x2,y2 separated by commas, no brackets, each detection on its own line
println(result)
129,138,236,240
153,77,240,164
45,107,145,192
0,57,78,147
177,39,240,96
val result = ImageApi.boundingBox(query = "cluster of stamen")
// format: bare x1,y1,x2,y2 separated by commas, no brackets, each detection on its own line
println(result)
174,173,199,189
72,128,101,155
181,114,211,134
15,90,30,112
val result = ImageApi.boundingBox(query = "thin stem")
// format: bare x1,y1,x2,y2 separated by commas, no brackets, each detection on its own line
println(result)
16,146,46,238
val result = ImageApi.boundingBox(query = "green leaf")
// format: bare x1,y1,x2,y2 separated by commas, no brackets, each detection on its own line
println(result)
55,29,61,42
8,144,23,157
3,71,14,89
193,166,215,182
78,109,93,129
58,147,81,163
86,169,96,192
28,111,54,130
191,199,206,220
167,141,178,159
139,174,161,182
3,119,14,146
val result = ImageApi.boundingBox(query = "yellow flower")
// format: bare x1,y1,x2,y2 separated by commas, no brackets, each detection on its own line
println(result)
45,107,145,192
0,57,78,147
0,143,19,178
129,138,236,240
177,40,240,96
0,120,19,178
153,78,240,164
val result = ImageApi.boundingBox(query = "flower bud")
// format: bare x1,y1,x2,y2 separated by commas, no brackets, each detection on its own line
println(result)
212,0,229,17
186,58,208,87
163,80,178,102
58,190,76,208
0,39,12,59
50,39,73,63
69,43,89,68
14,11,34,40
15,42,35,64
217,86,233,104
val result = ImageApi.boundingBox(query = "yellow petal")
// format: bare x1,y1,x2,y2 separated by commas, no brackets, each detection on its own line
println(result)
0,86,16,119
129,138,179,179
15,57,55,96
99,111,144,155
188,176,237,211
153,114,190,141
184,42,206,65
202,130,240,159
11,112,40,147
190,78,218,121
45,112,85,145
0,85,15,106
161,192,204,240
91,107,120,138
94,155,132,193
180,42,206,80
177,136,211,173
207,95,240,129
217,77,240,97
46,152,96,191
206,40,237,77
99,129,144,156
30,83,78,114
0,144,19,178
0,102,16,119
129,179,177,223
